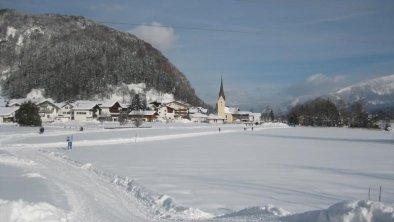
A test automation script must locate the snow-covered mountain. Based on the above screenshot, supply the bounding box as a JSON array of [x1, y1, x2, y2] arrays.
[[0, 9, 206, 107], [329, 74, 394, 109]]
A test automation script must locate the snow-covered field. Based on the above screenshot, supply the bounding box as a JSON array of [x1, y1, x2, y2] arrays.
[[0, 122, 393, 221]]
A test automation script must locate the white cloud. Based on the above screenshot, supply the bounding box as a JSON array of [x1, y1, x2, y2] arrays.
[[306, 73, 345, 84], [279, 73, 349, 105], [130, 22, 179, 51]]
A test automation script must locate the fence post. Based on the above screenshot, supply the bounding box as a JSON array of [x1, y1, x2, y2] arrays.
[[379, 186, 382, 202]]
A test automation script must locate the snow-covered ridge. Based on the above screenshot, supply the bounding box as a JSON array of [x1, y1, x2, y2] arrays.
[[336, 74, 394, 95]]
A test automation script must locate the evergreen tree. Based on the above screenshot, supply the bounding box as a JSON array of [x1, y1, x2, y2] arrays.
[[130, 93, 146, 111], [15, 101, 42, 126], [118, 110, 129, 125], [269, 110, 275, 122]]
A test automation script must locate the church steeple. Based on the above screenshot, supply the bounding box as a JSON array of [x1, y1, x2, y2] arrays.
[[218, 76, 225, 100], [217, 76, 226, 119]]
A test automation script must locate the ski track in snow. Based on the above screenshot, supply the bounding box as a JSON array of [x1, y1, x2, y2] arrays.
[[3, 148, 153, 221], [7, 126, 286, 149]]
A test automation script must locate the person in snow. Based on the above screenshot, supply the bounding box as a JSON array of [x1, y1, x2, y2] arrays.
[[39, 127, 45, 134], [219, 127, 221, 133], [66, 135, 73, 150]]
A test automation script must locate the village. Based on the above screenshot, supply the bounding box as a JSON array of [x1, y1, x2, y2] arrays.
[[0, 79, 272, 125]]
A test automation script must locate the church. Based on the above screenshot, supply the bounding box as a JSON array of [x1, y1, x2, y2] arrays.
[[216, 77, 234, 123]]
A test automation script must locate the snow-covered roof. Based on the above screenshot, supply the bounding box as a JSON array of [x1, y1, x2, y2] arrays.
[[7, 98, 52, 107], [225, 107, 239, 114], [72, 100, 100, 110], [166, 100, 191, 108], [0, 107, 19, 116], [235, 111, 252, 115], [129, 110, 157, 116], [99, 101, 122, 108], [189, 107, 208, 114], [37, 100, 61, 109], [190, 113, 208, 118], [208, 114, 225, 120]]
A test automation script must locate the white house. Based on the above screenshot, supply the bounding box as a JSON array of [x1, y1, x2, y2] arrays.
[[189, 107, 208, 115], [99, 101, 124, 121], [56, 102, 74, 122], [72, 101, 101, 122], [128, 110, 158, 122], [166, 101, 190, 119], [189, 113, 209, 123], [157, 106, 175, 120], [208, 114, 225, 124], [250, 113, 262, 124], [36, 100, 60, 123], [0, 107, 19, 123]]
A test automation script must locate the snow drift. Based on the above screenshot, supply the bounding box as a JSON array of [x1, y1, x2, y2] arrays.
[[0, 199, 68, 222], [281, 200, 394, 222]]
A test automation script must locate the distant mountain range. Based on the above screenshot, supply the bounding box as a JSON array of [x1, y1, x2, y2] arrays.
[[289, 74, 394, 111], [329, 74, 394, 110], [0, 9, 207, 107]]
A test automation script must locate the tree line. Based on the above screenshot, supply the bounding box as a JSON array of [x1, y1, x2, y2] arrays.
[[287, 98, 381, 128]]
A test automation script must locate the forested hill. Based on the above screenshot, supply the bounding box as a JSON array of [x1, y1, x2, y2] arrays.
[[0, 9, 206, 107]]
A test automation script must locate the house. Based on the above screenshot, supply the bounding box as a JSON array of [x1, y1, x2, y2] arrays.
[[128, 110, 158, 122], [189, 107, 208, 115], [208, 114, 225, 124], [72, 101, 102, 122], [0, 107, 19, 123], [189, 113, 209, 123], [157, 106, 175, 120], [224, 107, 239, 123], [232, 111, 251, 123], [99, 101, 124, 121], [6, 98, 26, 107], [250, 113, 262, 124], [56, 101, 74, 122], [36, 100, 60, 123], [166, 100, 190, 119]]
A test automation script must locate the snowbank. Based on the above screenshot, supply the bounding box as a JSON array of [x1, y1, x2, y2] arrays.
[[281, 200, 394, 222], [261, 122, 289, 128], [0, 152, 36, 167], [0, 199, 68, 222], [218, 205, 290, 220]]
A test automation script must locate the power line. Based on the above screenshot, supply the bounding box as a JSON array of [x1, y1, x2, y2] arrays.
[[96, 20, 262, 35]]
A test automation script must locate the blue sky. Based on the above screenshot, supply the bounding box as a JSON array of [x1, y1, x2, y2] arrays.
[[2, 0, 394, 111]]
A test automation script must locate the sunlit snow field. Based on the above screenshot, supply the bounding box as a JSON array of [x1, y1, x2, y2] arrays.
[[1, 122, 393, 221]]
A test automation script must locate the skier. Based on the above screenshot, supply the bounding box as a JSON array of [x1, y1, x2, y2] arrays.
[[218, 127, 221, 133], [66, 135, 73, 150]]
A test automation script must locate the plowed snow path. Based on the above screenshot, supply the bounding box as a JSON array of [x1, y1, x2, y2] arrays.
[[6, 147, 153, 221]]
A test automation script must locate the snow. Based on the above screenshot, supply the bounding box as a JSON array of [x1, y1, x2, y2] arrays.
[[105, 83, 175, 104], [26, 89, 46, 101], [0, 199, 68, 222], [22, 173, 46, 179], [6, 27, 17, 39], [0, 123, 393, 221], [336, 74, 394, 96], [281, 200, 394, 222]]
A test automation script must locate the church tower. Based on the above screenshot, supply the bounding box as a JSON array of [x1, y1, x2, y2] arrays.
[[217, 76, 226, 119]]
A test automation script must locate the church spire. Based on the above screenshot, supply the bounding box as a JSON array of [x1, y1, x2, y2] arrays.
[[218, 76, 225, 100]]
